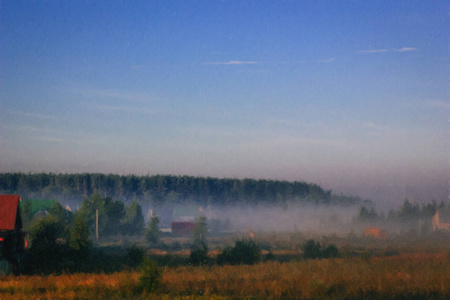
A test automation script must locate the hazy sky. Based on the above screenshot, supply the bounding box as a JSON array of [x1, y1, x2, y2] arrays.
[[1, 1, 448, 206]]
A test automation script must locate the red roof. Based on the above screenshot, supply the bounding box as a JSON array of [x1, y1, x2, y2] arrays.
[[0, 195, 20, 230]]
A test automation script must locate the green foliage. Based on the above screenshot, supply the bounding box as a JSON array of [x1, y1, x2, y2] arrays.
[[217, 239, 261, 265], [1, 172, 344, 207], [139, 258, 162, 293], [190, 241, 209, 266], [358, 206, 380, 222], [303, 239, 322, 259], [303, 239, 339, 260], [126, 244, 145, 268], [145, 216, 161, 245], [20, 199, 33, 229], [103, 199, 125, 236], [69, 212, 90, 253], [190, 215, 209, 265], [192, 215, 208, 246], [121, 200, 144, 236], [29, 216, 65, 254], [25, 215, 67, 274], [79, 191, 108, 236], [323, 244, 339, 258]]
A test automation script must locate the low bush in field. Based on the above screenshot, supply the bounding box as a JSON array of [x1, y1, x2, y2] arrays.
[[303, 239, 339, 259], [190, 241, 209, 266], [126, 244, 145, 268], [217, 239, 261, 265]]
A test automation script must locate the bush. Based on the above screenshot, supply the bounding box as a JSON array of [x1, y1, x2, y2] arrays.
[[126, 244, 145, 268], [190, 241, 209, 266], [217, 239, 261, 265], [303, 239, 322, 259], [303, 239, 339, 260], [139, 258, 162, 293], [323, 244, 339, 258]]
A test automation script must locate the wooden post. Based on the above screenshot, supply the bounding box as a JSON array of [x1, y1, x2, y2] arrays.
[[96, 209, 99, 239]]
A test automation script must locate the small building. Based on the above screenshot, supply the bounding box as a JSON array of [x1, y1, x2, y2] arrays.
[[0, 195, 25, 275], [171, 221, 194, 236], [364, 226, 387, 239], [432, 209, 450, 232]]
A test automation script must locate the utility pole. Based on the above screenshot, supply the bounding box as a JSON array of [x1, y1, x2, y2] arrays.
[[96, 209, 99, 239]]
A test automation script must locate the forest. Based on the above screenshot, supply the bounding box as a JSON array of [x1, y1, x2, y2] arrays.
[[0, 172, 362, 207]]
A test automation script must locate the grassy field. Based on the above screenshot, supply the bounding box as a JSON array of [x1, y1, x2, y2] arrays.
[[0, 252, 449, 299]]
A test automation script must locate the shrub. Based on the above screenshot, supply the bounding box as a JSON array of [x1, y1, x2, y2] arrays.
[[69, 213, 90, 254], [217, 239, 261, 265], [126, 244, 145, 268], [323, 244, 339, 258], [303, 239, 322, 259], [190, 241, 209, 266], [303, 239, 339, 260], [139, 258, 162, 292]]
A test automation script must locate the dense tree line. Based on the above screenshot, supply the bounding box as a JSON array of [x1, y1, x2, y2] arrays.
[[0, 172, 360, 206], [358, 199, 447, 224]]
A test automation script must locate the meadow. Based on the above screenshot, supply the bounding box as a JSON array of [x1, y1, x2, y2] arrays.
[[0, 252, 449, 299]]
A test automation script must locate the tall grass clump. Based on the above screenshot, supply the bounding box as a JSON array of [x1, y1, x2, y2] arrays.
[[139, 258, 162, 293]]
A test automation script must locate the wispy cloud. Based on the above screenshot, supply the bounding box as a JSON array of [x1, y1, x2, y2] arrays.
[[90, 104, 162, 115], [425, 100, 450, 109], [202, 60, 260, 65], [357, 49, 389, 53], [35, 136, 65, 142], [357, 47, 417, 54], [77, 88, 150, 103], [394, 47, 417, 52], [8, 110, 57, 120], [362, 121, 389, 131], [6, 125, 72, 143], [315, 58, 335, 63]]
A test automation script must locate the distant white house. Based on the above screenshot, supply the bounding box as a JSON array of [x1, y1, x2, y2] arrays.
[[432, 209, 450, 231]]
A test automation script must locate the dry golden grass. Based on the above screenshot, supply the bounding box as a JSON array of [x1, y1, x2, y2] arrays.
[[162, 253, 450, 299], [0, 253, 449, 299]]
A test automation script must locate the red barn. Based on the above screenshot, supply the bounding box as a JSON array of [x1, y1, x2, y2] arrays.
[[0, 195, 25, 274], [171, 221, 194, 236]]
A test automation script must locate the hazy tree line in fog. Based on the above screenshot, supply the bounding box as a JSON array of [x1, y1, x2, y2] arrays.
[[358, 199, 447, 223], [0, 172, 362, 206]]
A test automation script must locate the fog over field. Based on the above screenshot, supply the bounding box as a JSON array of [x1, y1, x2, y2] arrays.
[[1, 1, 447, 212], [203, 203, 359, 235]]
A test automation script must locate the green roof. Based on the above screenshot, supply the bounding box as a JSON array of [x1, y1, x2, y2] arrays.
[[20, 199, 58, 215]]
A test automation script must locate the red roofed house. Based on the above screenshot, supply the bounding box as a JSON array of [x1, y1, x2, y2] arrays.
[[0, 195, 25, 275]]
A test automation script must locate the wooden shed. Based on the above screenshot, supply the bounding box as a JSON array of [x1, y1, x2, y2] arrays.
[[0, 195, 25, 275], [171, 221, 194, 236]]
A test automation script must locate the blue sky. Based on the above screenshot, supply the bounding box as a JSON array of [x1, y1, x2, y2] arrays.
[[1, 1, 448, 205]]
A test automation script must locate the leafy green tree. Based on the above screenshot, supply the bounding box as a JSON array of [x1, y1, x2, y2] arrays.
[[20, 199, 33, 229], [190, 215, 209, 265], [79, 191, 108, 236], [26, 215, 66, 273], [398, 199, 420, 220], [29, 216, 65, 254], [103, 198, 125, 236], [358, 206, 379, 222], [146, 215, 161, 246], [121, 200, 144, 235], [192, 215, 208, 246], [69, 213, 90, 253]]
